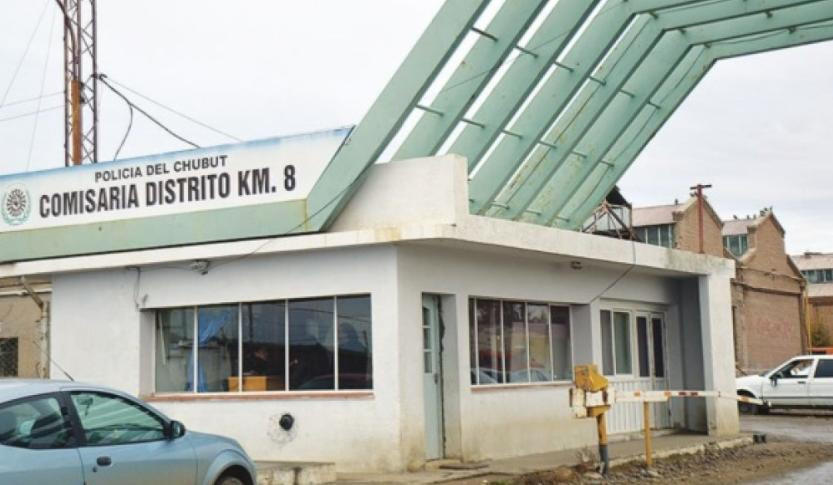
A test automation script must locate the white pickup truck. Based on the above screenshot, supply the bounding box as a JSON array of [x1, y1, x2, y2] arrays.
[[736, 354, 833, 414]]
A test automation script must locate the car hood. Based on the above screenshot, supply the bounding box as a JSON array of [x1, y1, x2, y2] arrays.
[[736, 374, 766, 390]]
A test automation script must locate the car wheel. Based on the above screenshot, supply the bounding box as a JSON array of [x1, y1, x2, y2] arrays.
[[738, 400, 758, 415], [215, 474, 246, 485]]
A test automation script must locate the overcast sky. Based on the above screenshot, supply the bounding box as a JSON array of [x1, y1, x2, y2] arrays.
[[1, 0, 831, 254]]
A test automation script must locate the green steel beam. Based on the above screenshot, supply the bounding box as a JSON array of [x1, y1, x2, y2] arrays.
[[445, 0, 606, 171], [562, 21, 833, 228], [489, 0, 822, 219], [392, 0, 547, 161], [536, 0, 833, 226], [485, 0, 829, 220], [466, 0, 751, 214], [304, 0, 489, 232]]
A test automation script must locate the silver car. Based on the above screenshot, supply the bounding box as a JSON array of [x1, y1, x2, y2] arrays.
[[0, 379, 256, 485]]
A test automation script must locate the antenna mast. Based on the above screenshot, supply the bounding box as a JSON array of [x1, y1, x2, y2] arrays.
[[55, 0, 97, 166]]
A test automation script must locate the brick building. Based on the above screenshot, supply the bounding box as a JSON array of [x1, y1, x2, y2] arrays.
[[792, 252, 833, 347], [632, 199, 805, 374]]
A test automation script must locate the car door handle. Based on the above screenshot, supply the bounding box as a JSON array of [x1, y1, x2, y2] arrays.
[[96, 456, 112, 467], [797, 381, 806, 384]]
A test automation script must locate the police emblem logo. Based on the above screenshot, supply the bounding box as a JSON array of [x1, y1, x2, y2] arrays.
[[2, 184, 31, 226]]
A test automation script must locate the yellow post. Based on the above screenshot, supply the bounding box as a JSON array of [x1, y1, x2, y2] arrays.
[[643, 401, 653, 467], [596, 412, 609, 474]]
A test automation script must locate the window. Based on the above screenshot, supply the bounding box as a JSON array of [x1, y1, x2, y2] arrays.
[[814, 359, 833, 378], [638, 225, 674, 248], [601, 310, 633, 375], [70, 392, 165, 445], [773, 359, 813, 379], [636, 317, 650, 377], [154, 294, 372, 393], [802, 269, 833, 284], [652, 316, 665, 378], [723, 235, 748, 258], [0, 338, 18, 377], [469, 298, 572, 385], [0, 395, 74, 449]]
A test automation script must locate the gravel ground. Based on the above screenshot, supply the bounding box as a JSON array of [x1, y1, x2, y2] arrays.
[[475, 439, 833, 485]]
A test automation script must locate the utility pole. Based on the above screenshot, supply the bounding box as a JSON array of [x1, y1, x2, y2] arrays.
[[689, 183, 713, 254], [55, 0, 98, 166]]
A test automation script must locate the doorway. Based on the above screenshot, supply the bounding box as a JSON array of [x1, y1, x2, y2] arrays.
[[421, 294, 444, 460]]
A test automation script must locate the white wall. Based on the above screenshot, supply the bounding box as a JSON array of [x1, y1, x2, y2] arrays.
[[395, 244, 685, 463], [51, 245, 406, 472]]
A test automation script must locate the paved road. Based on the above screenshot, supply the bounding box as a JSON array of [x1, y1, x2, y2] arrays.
[[741, 411, 833, 484]]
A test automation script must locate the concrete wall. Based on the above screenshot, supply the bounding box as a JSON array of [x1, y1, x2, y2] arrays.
[[395, 243, 687, 465], [52, 245, 405, 473], [0, 294, 48, 378]]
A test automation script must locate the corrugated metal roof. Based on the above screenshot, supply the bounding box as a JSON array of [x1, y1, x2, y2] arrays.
[[631, 203, 683, 227], [792, 253, 833, 271]]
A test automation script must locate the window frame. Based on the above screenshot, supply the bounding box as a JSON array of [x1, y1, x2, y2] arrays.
[[0, 392, 77, 450], [0, 337, 19, 377], [469, 296, 574, 388], [65, 390, 168, 448], [152, 293, 373, 396], [601, 307, 668, 379]]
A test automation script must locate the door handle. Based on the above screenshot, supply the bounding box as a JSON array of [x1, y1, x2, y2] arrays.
[[96, 456, 112, 467], [797, 381, 806, 384]]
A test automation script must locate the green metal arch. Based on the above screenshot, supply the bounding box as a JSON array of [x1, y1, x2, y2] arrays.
[[310, 0, 833, 235]]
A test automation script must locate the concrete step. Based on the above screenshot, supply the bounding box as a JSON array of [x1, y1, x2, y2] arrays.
[[256, 461, 337, 485]]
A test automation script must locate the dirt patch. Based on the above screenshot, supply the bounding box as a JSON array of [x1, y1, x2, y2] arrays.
[[479, 439, 833, 484]]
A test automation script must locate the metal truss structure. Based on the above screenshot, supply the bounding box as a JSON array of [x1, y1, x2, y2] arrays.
[[57, 0, 97, 165], [308, 0, 833, 233]]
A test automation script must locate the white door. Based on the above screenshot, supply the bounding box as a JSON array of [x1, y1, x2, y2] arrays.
[[765, 358, 813, 406], [603, 310, 671, 434], [422, 295, 443, 460], [810, 358, 833, 406]]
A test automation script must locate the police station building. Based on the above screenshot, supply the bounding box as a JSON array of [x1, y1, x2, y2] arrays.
[[0, 128, 740, 472]]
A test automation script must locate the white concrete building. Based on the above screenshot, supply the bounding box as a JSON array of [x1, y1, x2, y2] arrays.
[[0, 153, 739, 473]]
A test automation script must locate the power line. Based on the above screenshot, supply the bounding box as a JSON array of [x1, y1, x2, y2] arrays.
[[0, 105, 62, 124], [0, 0, 52, 107], [96, 73, 200, 150], [105, 76, 243, 143], [27, 6, 58, 171], [0, 92, 62, 111]]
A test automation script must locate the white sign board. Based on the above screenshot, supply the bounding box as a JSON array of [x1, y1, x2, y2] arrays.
[[0, 127, 350, 232]]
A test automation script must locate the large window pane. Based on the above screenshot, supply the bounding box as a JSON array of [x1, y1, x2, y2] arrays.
[[155, 308, 194, 393], [70, 392, 165, 445], [476, 299, 503, 384], [241, 302, 285, 391], [337, 295, 372, 389], [503, 302, 529, 383], [601, 310, 614, 375], [652, 317, 665, 378], [469, 299, 478, 384], [550, 306, 571, 381], [196, 305, 239, 392], [289, 298, 335, 390], [528, 305, 553, 382], [637, 316, 650, 377], [613, 312, 632, 374]]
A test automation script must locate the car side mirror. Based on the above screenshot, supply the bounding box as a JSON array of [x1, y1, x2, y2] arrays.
[[769, 375, 779, 386], [165, 420, 186, 440]]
